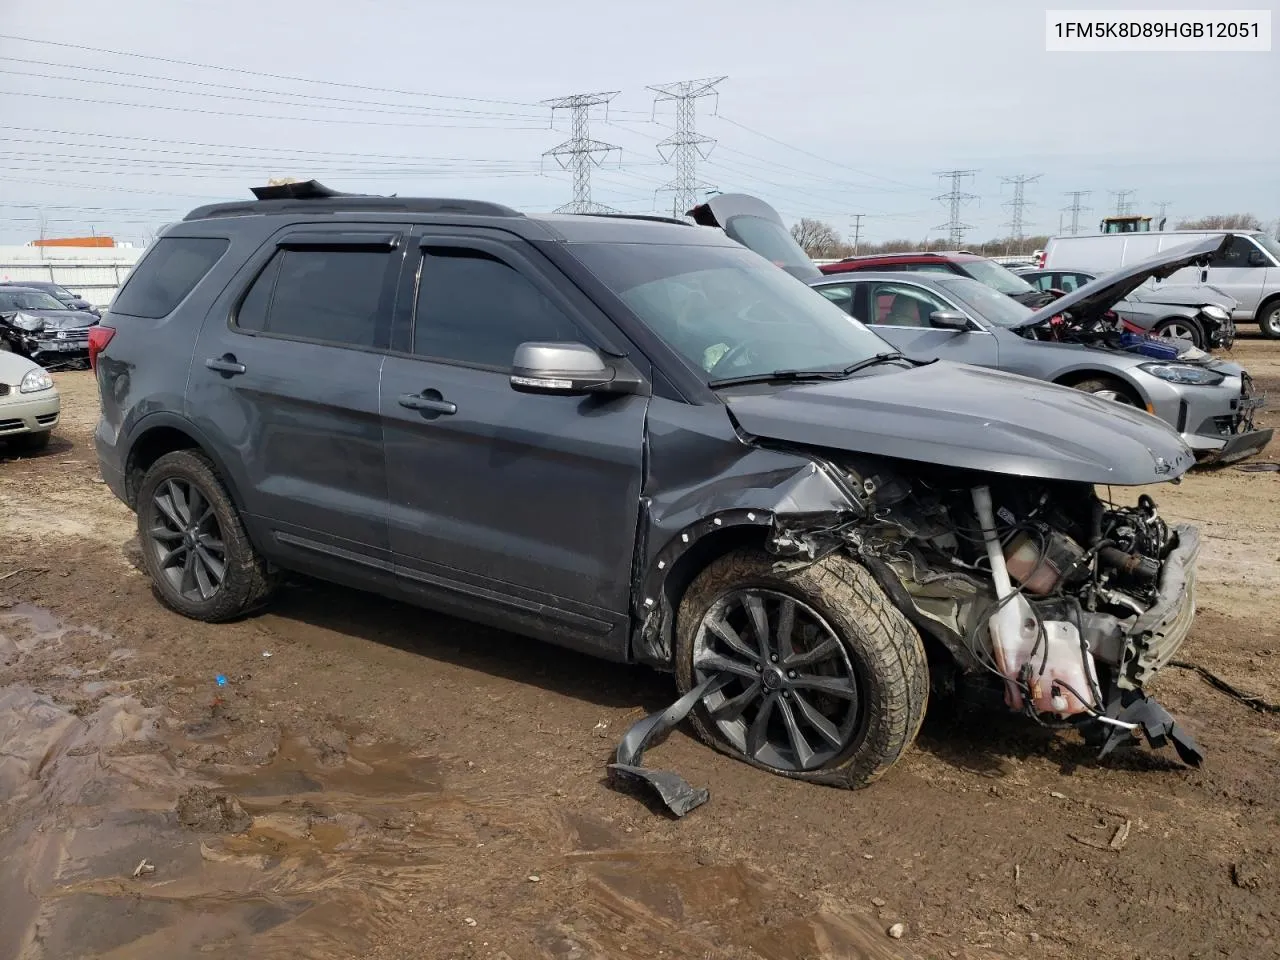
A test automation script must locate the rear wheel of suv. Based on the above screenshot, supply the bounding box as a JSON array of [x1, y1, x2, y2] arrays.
[[137, 450, 277, 622], [674, 550, 928, 789], [1259, 300, 1280, 340]]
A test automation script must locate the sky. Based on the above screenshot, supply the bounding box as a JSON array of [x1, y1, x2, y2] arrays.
[[0, 0, 1276, 247]]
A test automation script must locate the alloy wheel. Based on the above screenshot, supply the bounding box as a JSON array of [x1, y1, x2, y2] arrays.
[[692, 588, 862, 772], [1155, 322, 1197, 343], [148, 477, 227, 602]]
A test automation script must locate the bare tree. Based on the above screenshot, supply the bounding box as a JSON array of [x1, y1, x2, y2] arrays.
[[1175, 213, 1264, 231], [790, 218, 841, 257]]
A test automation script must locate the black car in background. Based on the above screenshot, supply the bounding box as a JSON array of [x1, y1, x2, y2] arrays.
[[0, 286, 99, 368], [0, 280, 101, 318]]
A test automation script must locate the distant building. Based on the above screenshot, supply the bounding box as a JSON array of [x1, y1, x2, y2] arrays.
[[28, 236, 118, 248]]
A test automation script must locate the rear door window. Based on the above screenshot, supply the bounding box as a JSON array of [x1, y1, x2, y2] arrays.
[[234, 246, 398, 349], [110, 236, 230, 318]]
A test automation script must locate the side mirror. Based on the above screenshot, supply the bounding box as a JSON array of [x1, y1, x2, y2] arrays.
[[928, 310, 971, 331], [510, 341, 643, 396]]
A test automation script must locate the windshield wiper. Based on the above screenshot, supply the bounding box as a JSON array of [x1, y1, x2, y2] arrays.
[[837, 351, 937, 376], [708, 352, 930, 388]]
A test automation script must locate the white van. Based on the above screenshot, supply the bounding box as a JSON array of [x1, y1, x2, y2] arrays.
[[1042, 230, 1280, 339]]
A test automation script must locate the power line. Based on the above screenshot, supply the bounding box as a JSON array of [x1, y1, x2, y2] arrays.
[[1155, 200, 1173, 225], [0, 89, 550, 131], [1000, 174, 1041, 241], [0, 33, 540, 108], [1062, 190, 1091, 235], [933, 169, 979, 247], [1110, 189, 1136, 216], [0, 61, 548, 120], [541, 92, 621, 214], [648, 76, 725, 218], [715, 114, 927, 190]]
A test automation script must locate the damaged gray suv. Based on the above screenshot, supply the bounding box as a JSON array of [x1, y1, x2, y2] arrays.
[[94, 181, 1205, 796]]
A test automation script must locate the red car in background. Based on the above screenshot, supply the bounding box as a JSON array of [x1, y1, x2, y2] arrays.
[[819, 251, 1054, 308]]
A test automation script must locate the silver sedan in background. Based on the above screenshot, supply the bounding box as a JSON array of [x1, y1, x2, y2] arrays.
[[808, 240, 1269, 464]]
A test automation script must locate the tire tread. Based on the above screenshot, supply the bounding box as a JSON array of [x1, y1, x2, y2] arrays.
[[136, 449, 277, 622], [675, 549, 928, 789]]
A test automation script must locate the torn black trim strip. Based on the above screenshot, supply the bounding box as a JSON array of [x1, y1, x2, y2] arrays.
[[607, 673, 732, 818]]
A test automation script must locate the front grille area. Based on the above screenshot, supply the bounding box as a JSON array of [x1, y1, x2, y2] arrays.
[[0, 384, 9, 397], [0, 417, 23, 433]]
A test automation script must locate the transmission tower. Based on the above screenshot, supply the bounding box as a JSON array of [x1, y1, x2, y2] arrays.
[[1110, 189, 1136, 216], [848, 214, 865, 255], [1001, 174, 1041, 242], [541, 91, 621, 214], [933, 169, 979, 247], [1062, 190, 1091, 235], [648, 76, 726, 218], [1154, 200, 1173, 228]]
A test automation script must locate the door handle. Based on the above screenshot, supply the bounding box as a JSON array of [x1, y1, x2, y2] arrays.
[[205, 354, 247, 376], [398, 392, 456, 415]]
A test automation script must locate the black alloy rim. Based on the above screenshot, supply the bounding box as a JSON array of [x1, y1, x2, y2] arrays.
[[693, 588, 862, 772], [148, 478, 227, 602]]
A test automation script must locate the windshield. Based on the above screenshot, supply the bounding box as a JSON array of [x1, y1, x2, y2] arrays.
[[935, 276, 1036, 327], [958, 258, 1037, 296], [0, 289, 67, 312], [572, 242, 892, 380], [1252, 233, 1280, 264]]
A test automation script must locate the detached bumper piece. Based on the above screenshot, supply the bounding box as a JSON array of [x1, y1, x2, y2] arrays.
[[607, 673, 729, 818], [1096, 685, 1205, 767]]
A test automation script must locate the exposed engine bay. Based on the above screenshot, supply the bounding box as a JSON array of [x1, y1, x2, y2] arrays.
[[770, 458, 1204, 764]]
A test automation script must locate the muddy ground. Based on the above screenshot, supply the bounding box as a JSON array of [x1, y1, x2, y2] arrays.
[[2, 337, 1279, 960]]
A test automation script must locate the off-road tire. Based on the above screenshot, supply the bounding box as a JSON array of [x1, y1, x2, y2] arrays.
[[7, 430, 51, 453], [1258, 300, 1280, 340], [137, 449, 277, 622], [1070, 376, 1141, 407], [675, 549, 929, 789]]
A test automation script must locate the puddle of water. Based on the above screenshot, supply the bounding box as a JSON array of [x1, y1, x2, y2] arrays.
[[1, 604, 907, 960]]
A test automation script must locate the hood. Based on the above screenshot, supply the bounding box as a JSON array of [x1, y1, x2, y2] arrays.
[[3, 309, 97, 330], [1015, 233, 1231, 330], [0, 349, 42, 386], [686, 193, 824, 282], [721, 360, 1195, 485]]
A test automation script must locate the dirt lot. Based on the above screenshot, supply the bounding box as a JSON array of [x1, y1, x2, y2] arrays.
[[2, 337, 1279, 960]]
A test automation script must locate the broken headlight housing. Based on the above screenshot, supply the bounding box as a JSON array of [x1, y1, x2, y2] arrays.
[[1200, 304, 1230, 322], [10, 312, 45, 333]]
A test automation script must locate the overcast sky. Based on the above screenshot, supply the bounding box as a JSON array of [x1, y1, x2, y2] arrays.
[[1, 0, 1276, 246]]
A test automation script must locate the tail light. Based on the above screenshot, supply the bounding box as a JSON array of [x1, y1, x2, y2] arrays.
[[87, 325, 115, 371]]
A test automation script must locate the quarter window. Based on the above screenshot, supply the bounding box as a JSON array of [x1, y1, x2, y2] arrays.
[[235, 247, 397, 348], [412, 247, 581, 368], [110, 236, 229, 319]]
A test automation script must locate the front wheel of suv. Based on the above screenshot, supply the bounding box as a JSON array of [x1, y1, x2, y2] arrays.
[[675, 550, 929, 789], [137, 450, 277, 622]]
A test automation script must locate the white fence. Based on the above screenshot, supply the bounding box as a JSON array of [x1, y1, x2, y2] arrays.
[[0, 246, 144, 309]]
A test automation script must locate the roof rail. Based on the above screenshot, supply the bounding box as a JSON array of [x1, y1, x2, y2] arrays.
[[183, 181, 523, 221], [575, 212, 693, 227]]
